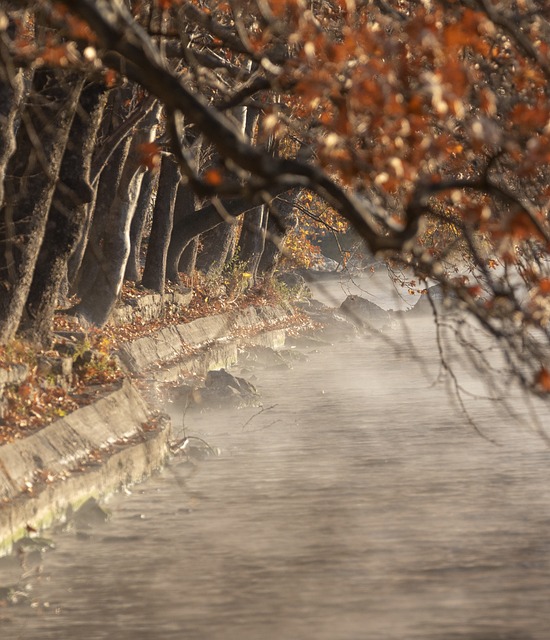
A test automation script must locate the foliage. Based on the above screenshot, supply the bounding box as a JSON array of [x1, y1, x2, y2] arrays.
[[2, 0, 550, 397], [279, 191, 348, 269], [200, 250, 252, 301], [0, 328, 121, 440]]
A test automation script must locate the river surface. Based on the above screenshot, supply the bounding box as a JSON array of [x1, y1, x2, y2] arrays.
[[3, 273, 550, 640]]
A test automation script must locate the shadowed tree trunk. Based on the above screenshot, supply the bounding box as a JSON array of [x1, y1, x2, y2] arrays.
[[237, 204, 267, 282], [178, 237, 199, 279], [23, 81, 108, 343], [0, 69, 84, 342], [0, 21, 33, 209], [175, 181, 201, 280], [195, 221, 237, 274], [258, 194, 299, 275], [166, 180, 197, 283], [141, 154, 180, 292], [166, 196, 255, 285], [233, 107, 268, 282], [125, 168, 159, 282], [194, 107, 247, 275]]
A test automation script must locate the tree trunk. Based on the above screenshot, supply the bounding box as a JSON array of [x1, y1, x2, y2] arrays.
[[194, 107, 247, 275], [195, 221, 237, 274], [0, 69, 84, 343], [70, 86, 154, 292], [70, 134, 131, 296], [237, 204, 267, 282], [23, 81, 108, 343], [233, 106, 266, 282], [0, 24, 32, 208], [72, 103, 161, 326], [125, 168, 159, 282], [178, 238, 199, 279], [166, 196, 254, 284], [141, 154, 180, 292], [166, 181, 197, 283], [258, 194, 299, 275]]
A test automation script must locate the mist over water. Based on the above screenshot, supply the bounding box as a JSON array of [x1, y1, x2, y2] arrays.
[[4, 273, 550, 640]]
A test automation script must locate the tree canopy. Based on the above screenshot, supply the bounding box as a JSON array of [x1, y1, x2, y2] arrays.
[[1, 0, 550, 396]]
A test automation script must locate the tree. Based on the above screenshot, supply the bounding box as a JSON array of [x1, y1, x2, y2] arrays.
[[141, 153, 180, 292], [0, 66, 84, 342], [23, 80, 109, 342], [1, 0, 550, 397]]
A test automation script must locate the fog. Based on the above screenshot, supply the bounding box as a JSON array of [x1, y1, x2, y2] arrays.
[[3, 273, 550, 640]]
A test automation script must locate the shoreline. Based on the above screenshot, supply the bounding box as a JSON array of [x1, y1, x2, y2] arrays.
[[0, 301, 314, 556]]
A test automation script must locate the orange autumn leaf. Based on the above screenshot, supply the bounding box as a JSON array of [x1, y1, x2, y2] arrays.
[[467, 285, 483, 297], [508, 212, 545, 242], [104, 69, 119, 88], [443, 11, 481, 50], [509, 103, 550, 130], [156, 0, 179, 10], [38, 44, 72, 67], [18, 383, 33, 400], [536, 367, 550, 392], [65, 13, 97, 42], [203, 168, 223, 186], [137, 142, 162, 170]]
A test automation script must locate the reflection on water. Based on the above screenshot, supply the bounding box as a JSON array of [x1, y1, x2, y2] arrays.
[[4, 277, 550, 640]]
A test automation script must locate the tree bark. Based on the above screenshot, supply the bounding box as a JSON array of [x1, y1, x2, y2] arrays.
[[258, 194, 298, 275], [237, 204, 267, 282], [125, 168, 159, 282], [195, 221, 237, 274], [72, 103, 161, 326], [195, 106, 247, 275], [166, 196, 255, 284], [141, 154, 180, 292], [0, 69, 84, 343], [178, 237, 199, 279], [70, 86, 155, 291], [70, 134, 131, 296], [0, 24, 32, 209], [23, 81, 108, 343]]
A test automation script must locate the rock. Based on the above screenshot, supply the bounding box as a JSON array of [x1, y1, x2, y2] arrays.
[[0, 363, 29, 395], [310, 255, 340, 272], [72, 497, 111, 530], [169, 384, 194, 413], [170, 436, 220, 461], [0, 364, 30, 417], [13, 536, 55, 553], [238, 345, 291, 370], [409, 284, 458, 316], [205, 369, 257, 395], [276, 272, 311, 299], [297, 298, 358, 342], [192, 369, 260, 409], [339, 295, 390, 330], [278, 348, 309, 363], [36, 355, 73, 381]]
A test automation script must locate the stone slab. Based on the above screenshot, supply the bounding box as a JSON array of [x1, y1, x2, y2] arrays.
[[0, 377, 171, 555], [109, 290, 193, 326], [0, 303, 298, 555], [117, 305, 293, 375], [0, 379, 150, 504], [0, 418, 171, 556]]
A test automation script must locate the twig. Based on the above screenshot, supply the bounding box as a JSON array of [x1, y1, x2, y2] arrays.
[[241, 404, 277, 430]]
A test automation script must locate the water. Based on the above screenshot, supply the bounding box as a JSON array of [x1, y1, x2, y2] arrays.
[[3, 274, 550, 640]]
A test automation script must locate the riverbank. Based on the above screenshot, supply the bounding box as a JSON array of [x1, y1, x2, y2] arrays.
[[0, 286, 317, 556]]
